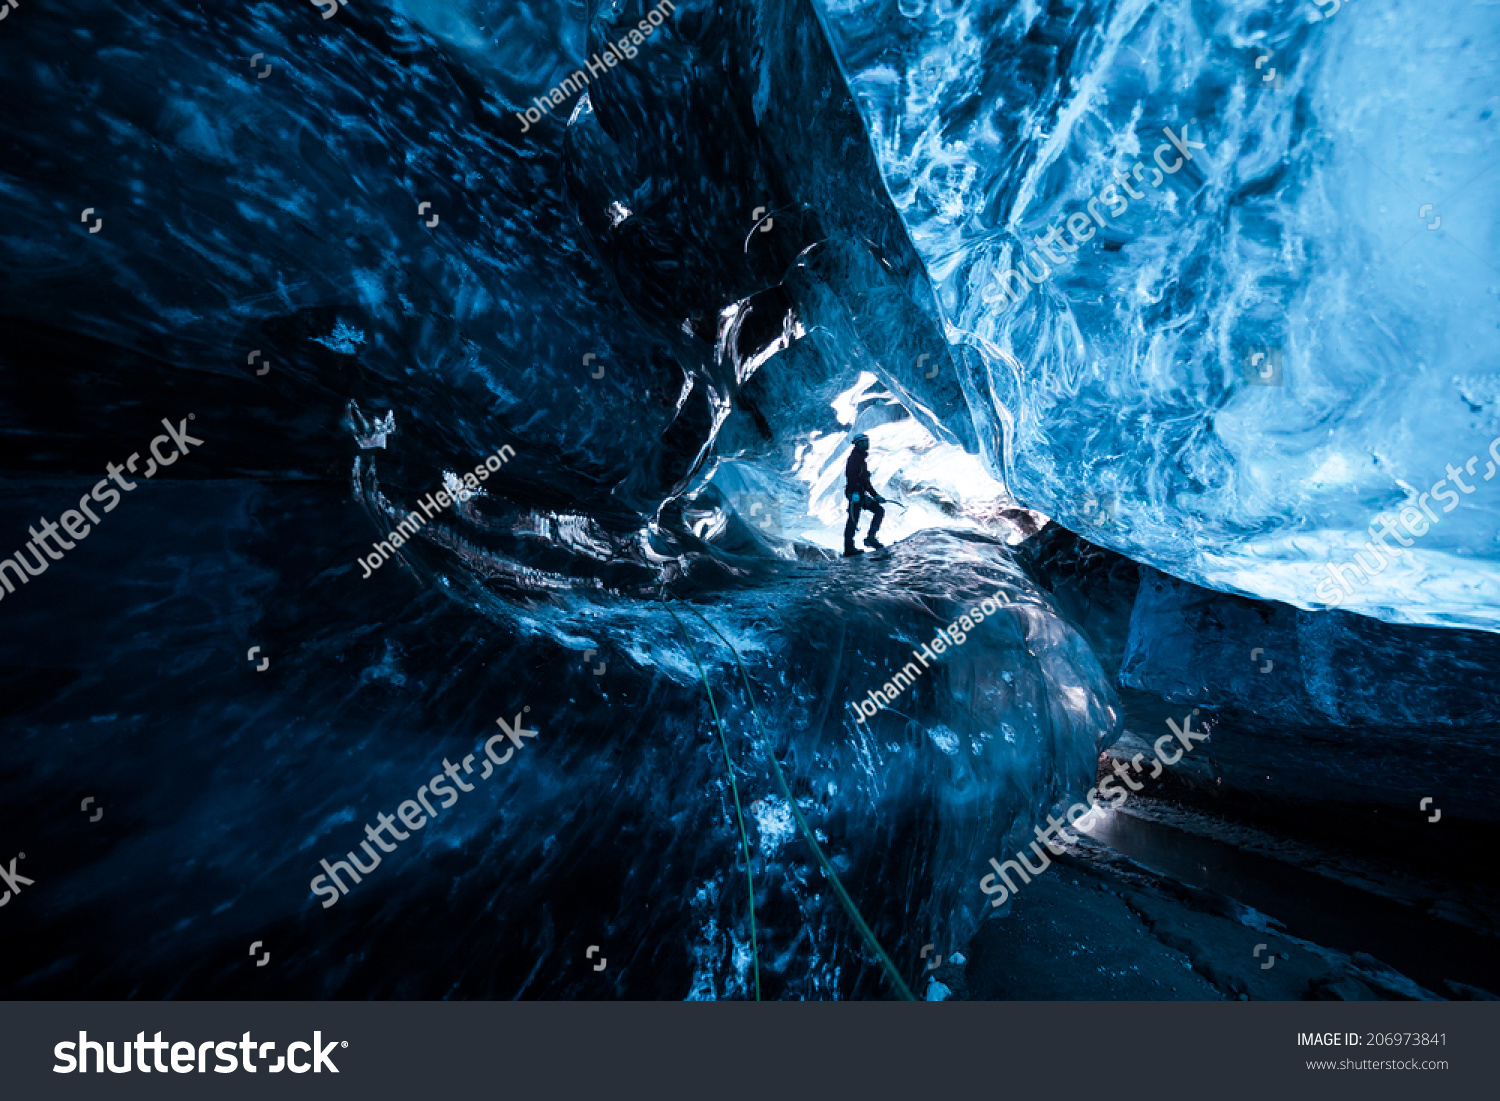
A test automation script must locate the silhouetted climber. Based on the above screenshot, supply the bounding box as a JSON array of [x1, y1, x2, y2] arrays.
[[843, 433, 885, 557]]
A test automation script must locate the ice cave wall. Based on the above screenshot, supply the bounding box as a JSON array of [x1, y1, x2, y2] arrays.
[[817, 0, 1500, 632]]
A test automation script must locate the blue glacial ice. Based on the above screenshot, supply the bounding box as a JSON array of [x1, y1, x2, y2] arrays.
[[0, 0, 1123, 999], [819, 0, 1500, 631], [0, 0, 1495, 1004]]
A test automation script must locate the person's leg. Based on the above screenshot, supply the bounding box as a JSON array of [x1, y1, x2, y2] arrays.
[[844, 498, 862, 555], [864, 500, 886, 547]]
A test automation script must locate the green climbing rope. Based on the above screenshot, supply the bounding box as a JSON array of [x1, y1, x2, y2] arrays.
[[665, 591, 917, 1002], [660, 594, 762, 1001]]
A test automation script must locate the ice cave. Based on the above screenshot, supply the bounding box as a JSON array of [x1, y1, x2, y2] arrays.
[[0, 0, 1496, 1004]]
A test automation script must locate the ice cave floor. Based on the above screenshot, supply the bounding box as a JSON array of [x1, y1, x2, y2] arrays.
[[948, 796, 1499, 1002]]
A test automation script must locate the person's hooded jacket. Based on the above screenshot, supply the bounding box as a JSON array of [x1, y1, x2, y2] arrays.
[[845, 446, 876, 500]]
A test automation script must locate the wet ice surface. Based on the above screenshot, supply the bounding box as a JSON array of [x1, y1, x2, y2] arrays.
[[1085, 809, 1498, 997], [964, 828, 1452, 1002], [0, 479, 1118, 999], [1021, 524, 1500, 821], [982, 524, 1500, 999], [962, 789, 1500, 1002], [4, 471, 1488, 1001]]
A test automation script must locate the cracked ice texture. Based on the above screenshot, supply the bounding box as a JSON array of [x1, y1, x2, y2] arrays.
[[818, 0, 1500, 631]]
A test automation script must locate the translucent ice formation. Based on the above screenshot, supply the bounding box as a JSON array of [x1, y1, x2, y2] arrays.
[[820, 0, 1500, 630]]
